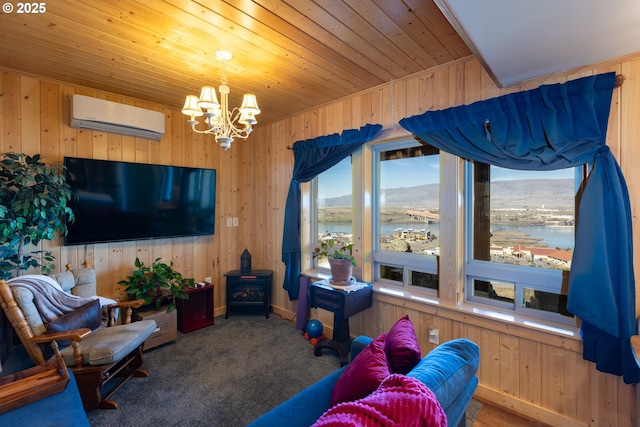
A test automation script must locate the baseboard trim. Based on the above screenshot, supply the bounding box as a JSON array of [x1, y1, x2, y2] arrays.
[[474, 385, 586, 427]]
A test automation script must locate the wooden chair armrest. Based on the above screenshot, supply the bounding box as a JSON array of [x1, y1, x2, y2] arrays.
[[107, 299, 145, 309], [30, 328, 92, 344], [105, 299, 145, 325], [29, 329, 91, 366]]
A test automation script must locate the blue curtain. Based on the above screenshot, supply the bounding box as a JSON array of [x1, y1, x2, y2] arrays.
[[281, 124, 383, 300], [400, 72, 638, 384]]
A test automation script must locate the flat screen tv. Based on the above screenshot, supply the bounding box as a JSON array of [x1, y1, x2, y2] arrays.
[[64, 157, 216, 245]]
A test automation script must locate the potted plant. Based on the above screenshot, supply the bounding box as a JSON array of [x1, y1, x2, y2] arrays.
[[118, 257, 195, 313], [0, 152, 75, 280], [314, 239, 356, 282]]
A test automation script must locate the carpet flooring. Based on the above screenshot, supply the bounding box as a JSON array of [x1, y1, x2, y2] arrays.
[[86, 314, 481, 426]]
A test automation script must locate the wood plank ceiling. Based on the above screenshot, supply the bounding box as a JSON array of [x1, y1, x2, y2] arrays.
[[0, 0, 471, 125]]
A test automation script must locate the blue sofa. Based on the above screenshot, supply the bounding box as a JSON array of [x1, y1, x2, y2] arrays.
[[249, 336, 480, 427]]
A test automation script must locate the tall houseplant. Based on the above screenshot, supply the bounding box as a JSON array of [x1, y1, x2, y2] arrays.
[[119, 257, 194, 313], [0, 153, 75, 280]]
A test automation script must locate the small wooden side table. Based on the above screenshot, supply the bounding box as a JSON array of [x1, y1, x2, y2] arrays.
[[309, 280, 373, 366], [177, 283, 215, 333]]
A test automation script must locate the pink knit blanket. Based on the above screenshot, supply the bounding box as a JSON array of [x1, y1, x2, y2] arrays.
[[312, 374, 447, 427]]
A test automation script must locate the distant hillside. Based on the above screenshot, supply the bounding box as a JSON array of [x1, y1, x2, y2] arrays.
[[320, 179, 574, 210]]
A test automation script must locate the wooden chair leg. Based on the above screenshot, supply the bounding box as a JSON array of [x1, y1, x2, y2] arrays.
[[72, 369, 104, 411]]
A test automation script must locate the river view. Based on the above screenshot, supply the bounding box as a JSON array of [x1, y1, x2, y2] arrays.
[[319, 222, 574, 250]]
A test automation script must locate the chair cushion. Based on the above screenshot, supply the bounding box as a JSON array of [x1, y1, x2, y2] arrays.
[[51, 271, 76, 293], [384, 314, 421, 374], [57, 319, 157, 366], [329, 333, 390, 406], [10, 287, 46, 336]]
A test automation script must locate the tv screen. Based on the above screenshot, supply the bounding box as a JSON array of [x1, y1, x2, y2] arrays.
[[64, 157, 216, 245]]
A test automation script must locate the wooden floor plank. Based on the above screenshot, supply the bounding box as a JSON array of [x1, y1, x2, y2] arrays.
[[473, 402, 554, 427]]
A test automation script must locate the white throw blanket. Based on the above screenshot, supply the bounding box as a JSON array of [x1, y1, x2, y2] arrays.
[[7, 275, 95, 323]]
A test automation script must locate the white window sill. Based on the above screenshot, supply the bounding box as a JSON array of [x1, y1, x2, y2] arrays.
[[302, 268, 580, 340]]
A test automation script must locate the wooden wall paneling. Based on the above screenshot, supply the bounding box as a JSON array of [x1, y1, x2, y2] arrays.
[[448, 62, 466, 107], [518, 338, 542, 405], [598, 65, 622, 160], [463, 58, 484, 104], [403, 74, 420, 119], [324, 101, 340, 135], [369, 88, 384, 126], [1, 73, 21, 153], [616, 376, 636, 427], [479, 327, 501, 389], [540, 344, 565, 414], [91, 130, 109, 160], [415, 311, 433, 354], [562, 349, 591, 425], [621, 58, 640, 313], [354, 91, 378, 128], [20, 77, 41, 155], [92, 243, 110, 296], [39, 81, 61, 274], [338, 98, 353, 131], [498, 334, 519, 396], [589, 369, 619, 427]]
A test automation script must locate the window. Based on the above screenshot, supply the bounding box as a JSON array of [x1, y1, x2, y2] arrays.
[[372, 140, 440, 293], [303, 137, 578, 331], [466, 162, 578, 323], [313, 157, 353, 269]]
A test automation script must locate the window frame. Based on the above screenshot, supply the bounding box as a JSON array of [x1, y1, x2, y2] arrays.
[[370, 138, 439, 296], [301, 133, 579, 335], [463, 160, 579, 325]]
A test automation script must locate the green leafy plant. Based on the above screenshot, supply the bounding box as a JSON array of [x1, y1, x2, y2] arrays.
[[0, 152, 75, 280], [314, 239, 356, 267], [118, 257, 194, 313]]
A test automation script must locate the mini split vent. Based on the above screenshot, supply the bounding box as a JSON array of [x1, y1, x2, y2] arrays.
[[70, 94, 165, 140]]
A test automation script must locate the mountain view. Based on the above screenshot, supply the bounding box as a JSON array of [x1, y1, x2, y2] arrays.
[[320, 179, 574, 210]]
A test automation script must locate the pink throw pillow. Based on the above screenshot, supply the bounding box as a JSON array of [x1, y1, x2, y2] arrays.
[[329, 333, 390, 406], [314, 374, 447, 427], [385, 315, 421, 374]]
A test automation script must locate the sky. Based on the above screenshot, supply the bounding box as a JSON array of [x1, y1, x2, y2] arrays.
[[318, 155, 574, 198]]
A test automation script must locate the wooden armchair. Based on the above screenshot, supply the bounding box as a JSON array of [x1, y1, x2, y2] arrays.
[[0, 277, 157, 410]]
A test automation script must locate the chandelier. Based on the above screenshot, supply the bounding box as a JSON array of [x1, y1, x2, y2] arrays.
[[181, 50, 260, 150]]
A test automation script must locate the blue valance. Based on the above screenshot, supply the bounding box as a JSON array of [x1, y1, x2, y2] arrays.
[[400, 72, 638, 383], [281, 124, 383, 300]]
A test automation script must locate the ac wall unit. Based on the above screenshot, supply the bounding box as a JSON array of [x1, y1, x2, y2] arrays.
[[70, 94, 165, 140]]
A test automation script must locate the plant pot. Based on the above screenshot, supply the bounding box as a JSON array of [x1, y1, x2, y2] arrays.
[[329, 259, 353, 282]]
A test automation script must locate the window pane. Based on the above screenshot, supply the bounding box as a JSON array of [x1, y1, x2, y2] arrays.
[[379, 264, 403, 283], [472, 279, 515, 307], [409, 270, 438, 290], [523, 288, 571, 317], [378, 145, 439, 256], [473, 163, 575, 270], [316, 157, 353, 268]]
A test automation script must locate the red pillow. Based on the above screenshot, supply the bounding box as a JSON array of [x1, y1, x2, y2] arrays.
[[384, 315, 421, 374], [329, 333, 390, 406]]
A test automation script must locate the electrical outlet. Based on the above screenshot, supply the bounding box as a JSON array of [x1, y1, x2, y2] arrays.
[[232, 217, 238, 227], [226, 217, 233, 227], [428, 326, 439, 344]]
